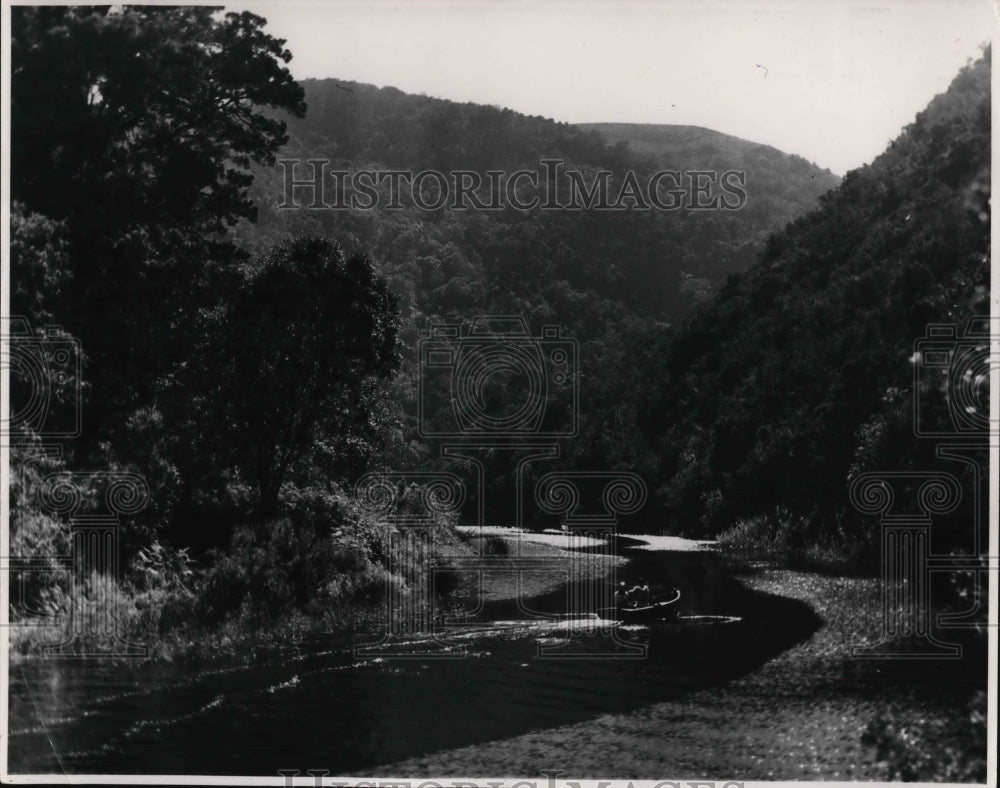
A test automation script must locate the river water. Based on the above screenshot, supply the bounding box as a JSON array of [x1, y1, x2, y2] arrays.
[[8, 539, 821, 776]]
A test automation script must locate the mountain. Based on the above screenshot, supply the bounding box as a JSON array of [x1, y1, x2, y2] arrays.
[[245, 80, 840, 319], [642, 49, 990, 559], [578, 122, 839, 234], [234, 80, 843, 520]]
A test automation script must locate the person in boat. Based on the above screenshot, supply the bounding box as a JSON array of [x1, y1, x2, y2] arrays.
[[628, 583, 651, 607], [613, 581, 627, 609]]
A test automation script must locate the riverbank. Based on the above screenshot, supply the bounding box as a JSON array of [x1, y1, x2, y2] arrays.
[[7, 534, 986, 779], [374, 563, 986, 780], [6, 527, 622, 665]]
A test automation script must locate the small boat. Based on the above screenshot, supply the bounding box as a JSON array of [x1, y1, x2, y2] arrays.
[[601, 588, 682, 623]]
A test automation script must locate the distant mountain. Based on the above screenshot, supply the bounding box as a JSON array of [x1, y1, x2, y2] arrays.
[[579, 122, 839, 232], [578, 122, 811, 163], [248, 80, 840, 317], [642, 49, 990, 555]]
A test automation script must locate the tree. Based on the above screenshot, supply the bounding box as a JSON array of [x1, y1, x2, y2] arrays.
[[9, 6, 307, 463], [11, 6, 305, 239], [212, 237, 401, 518]]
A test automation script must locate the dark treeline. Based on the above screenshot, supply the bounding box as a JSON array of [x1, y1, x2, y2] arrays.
[[8, 7, 410, 646]]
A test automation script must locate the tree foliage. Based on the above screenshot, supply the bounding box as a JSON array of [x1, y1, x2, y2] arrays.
[[212, 238, 401, 517], [644, 49, 990, 555], [11, 5, 305, 238], [234, 78, 840, 525], [10, 6, 307, 464]]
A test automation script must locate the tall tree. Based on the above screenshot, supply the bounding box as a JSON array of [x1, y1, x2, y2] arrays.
[[11, 6, 305, 239], [211, 237, 401, 519], [9, 6, 307, 462]]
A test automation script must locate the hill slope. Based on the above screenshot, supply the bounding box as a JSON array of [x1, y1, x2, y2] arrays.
[[642, 50, 990, 557], [247, 80, 840, 317], [578, 122, 839, 231], [237, 80, 843, 515]]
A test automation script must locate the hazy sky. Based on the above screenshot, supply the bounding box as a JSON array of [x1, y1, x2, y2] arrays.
[[241, 0, 995, 175]]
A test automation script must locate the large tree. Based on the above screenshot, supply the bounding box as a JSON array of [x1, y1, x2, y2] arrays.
[[9, 6, 307, 462], [209, 237, 401, 519], [11, 5, 305, 239]]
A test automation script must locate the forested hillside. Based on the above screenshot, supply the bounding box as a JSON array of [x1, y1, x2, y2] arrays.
[[236, 80, 839, 518], [578, 123, 837, 233], [248, 79, 838, 312], [643, 50, 990, 563]]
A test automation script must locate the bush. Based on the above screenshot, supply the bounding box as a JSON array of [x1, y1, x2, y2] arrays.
[[278, 484, 351, 535], [9, 570, 145, 658], [862, 690, 987, 781], [128, 540, 197, 634], [717, 505, 870, 571], [197, 517, 401, 626], [482, 535, 510, 556]]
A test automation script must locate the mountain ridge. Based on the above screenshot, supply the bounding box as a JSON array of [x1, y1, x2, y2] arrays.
[[577, 121, 833, 170]]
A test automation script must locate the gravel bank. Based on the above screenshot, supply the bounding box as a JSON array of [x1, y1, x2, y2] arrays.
[[374, 567, 975, 779]]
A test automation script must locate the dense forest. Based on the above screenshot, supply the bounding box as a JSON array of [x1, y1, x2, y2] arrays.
[[645, 51, 991, 566], [5, 5, 989, 665], [235, 79, 839, 531]]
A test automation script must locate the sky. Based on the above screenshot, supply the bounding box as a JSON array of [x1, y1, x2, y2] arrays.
[[243, 0, 996, 175]]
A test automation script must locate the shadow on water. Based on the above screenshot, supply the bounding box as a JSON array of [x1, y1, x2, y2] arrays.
[[8, 546, 821, 776]]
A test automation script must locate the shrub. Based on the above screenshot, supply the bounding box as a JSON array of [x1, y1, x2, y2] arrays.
[[9, 570, 145, 658], [862, 690, 986, 781], [197, 517, 400, 626], [716, 513, 780, 555], [482, 535, 510, 556], [128, 540, 197, 634]]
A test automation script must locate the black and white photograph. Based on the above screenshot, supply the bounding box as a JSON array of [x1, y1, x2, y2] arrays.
[[1, 1, 996, 783]]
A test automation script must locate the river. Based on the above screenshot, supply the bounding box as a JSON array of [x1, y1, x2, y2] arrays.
[[8, 536, 821, 776]]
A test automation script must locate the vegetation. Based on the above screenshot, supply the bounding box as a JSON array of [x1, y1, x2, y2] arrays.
[[7, 5, 989, 682], [7, 6, 409, 654], [237, 79, 838, 528], [645, 51, 990, 561], [577, 122, 837, 231]]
